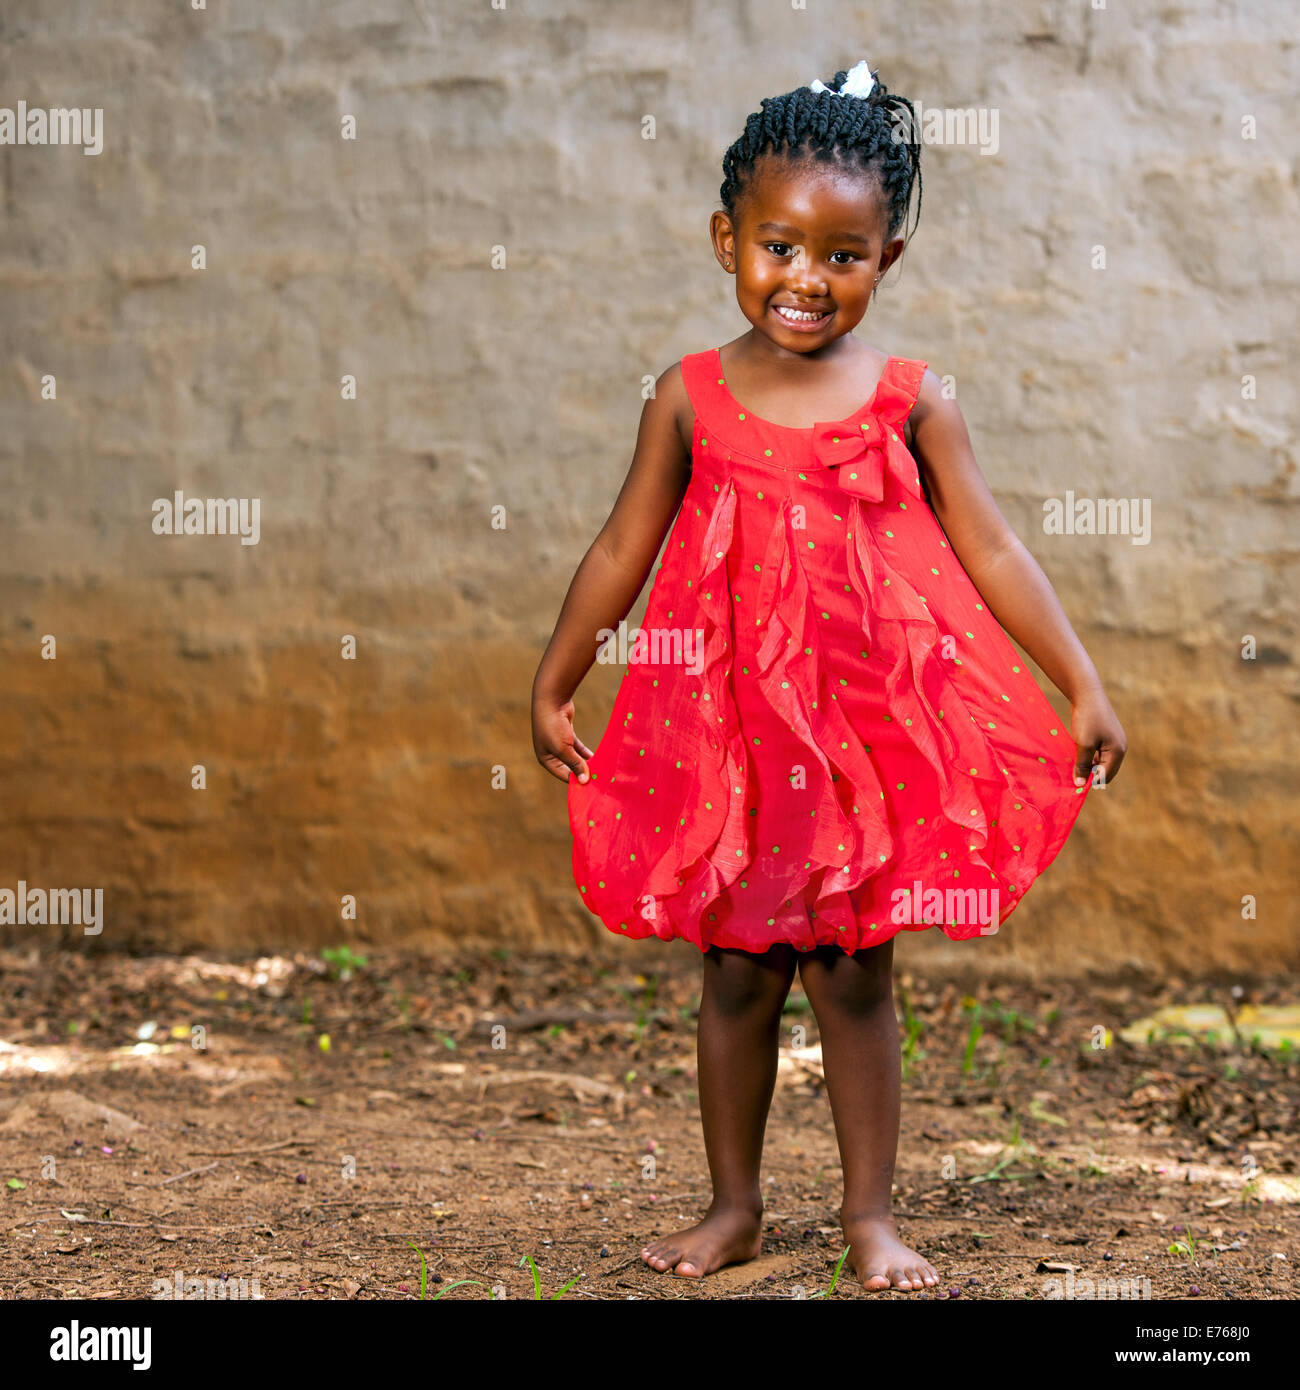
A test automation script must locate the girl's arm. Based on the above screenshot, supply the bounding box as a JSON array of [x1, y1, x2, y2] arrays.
[[532, 364, 693, 784], [909, 371, 1127, 786]]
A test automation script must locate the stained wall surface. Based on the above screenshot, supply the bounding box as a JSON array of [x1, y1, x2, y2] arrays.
[[1, 2, 1295, 972]]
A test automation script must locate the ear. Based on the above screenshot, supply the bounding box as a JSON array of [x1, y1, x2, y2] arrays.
[[709, 210, 736, 270], [878, 233, 906, 279]]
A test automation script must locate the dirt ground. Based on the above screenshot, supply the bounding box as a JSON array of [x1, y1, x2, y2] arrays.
[[0, 943, 1295, 1301]]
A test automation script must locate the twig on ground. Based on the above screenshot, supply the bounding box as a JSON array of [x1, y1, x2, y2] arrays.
[[160, 1161, 221, 1186]]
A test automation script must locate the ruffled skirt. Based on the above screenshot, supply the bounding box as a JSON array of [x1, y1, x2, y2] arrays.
[[568, 455, 1089, 953]]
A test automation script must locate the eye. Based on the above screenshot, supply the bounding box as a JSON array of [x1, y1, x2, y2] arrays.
[[763, 243, 860, 266]]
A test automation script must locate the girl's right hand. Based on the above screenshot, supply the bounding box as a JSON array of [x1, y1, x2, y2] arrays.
[[532, 692, 594, 784]]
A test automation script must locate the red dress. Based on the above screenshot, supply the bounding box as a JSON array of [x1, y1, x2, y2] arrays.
[[567, 346, 1090, 952]]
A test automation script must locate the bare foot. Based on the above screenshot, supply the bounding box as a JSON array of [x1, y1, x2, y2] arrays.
[[842, 1213, 939, 1292], [640, 1203, 763, 1278]]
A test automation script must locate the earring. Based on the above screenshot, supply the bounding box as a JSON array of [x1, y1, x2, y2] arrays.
[[725, 259, 732, 269]]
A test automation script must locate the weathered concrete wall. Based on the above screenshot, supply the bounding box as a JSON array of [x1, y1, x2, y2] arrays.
[[1, 1, 1295, 971]]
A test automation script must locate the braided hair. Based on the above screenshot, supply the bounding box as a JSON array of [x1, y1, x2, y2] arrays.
[[719, 66, 922, 245]]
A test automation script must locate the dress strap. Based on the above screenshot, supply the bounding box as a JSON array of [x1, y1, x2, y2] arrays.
[[876, 357, 928, 428], [679, 349, 728, 426]]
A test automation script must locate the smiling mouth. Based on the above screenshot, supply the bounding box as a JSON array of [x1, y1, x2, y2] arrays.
[[773, 304, 833, 326]]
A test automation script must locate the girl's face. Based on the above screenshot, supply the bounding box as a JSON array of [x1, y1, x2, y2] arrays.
[[711, 154, 905, 351]]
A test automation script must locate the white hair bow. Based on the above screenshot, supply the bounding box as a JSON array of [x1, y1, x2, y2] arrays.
[[809, 58, 876, 99]]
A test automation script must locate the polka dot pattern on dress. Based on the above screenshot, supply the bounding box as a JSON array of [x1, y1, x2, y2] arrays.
[[567, 345, 1091, 955]]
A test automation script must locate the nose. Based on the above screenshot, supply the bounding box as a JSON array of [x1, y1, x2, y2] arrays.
[[786, 244, 828, 296]]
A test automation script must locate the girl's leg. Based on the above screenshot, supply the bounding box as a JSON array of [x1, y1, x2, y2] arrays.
[[797, 938, 939, 1292], [641, 942, 798, 1277]]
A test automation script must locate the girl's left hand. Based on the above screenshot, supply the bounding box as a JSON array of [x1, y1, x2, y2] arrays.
[[532, 692, 595, 785], [1069, 686, 1127, 788]]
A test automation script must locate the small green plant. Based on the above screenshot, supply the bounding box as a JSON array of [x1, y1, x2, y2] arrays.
[[898, 987, 927, 1079], [405, 1241, 484, 1300], [321, 946, 368, 982], [968, 1150, 1019, 1184], [1167, 1229, 1199, 1262], [990, 1004, 1037, 1044], [393, 993, 412, 1033], [810, 1245, 852, 1298], [962, 1006, 984, 1076], [617, 974, 664, 1039], [618, 974, 659, 1008], [968, 1114, 1044, 1185], [518, 1253, 582, 1300], [1085, 1133, 1110, 1175]]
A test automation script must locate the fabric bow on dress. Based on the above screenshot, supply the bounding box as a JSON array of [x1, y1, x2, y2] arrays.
[[812, 415, 888, 502]]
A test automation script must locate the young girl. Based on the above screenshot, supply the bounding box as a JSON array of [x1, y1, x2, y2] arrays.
[[532, 59, 1126, 1293]]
